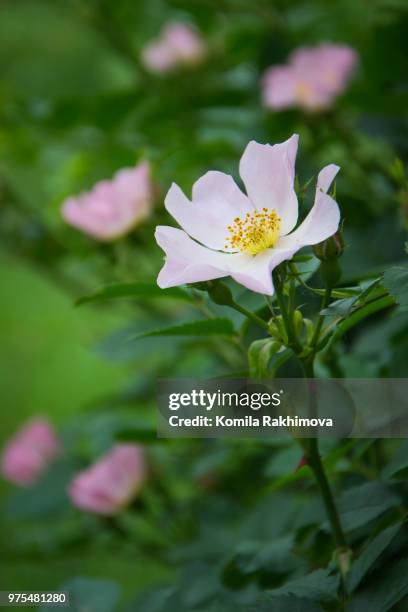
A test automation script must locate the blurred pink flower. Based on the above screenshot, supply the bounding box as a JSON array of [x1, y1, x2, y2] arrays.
[[1, 418, 61, 486], [155, 135, 340, 295], [262, 44, 358, 111], [62, 162, 153, 241], [142, 22, 206, 73], [69, 445, 146, 515]]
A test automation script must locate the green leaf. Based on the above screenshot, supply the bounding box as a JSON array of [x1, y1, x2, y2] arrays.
[[324, 296, 395, 352], [347, 558, 408, 612], [115, 427, 158, 443], [383, 266, 408, 310], [4, 458, 75, 519], [321, 279, 383, 317], [382, 440, 408, 480], [76, 282, 193, 306], [347, 523, 402, 592], [128, 318, 236, 341], [250, 596, 324, 612], [232, 535, 295, 575], [334, 482, 400, 532], [262, 569, 339, 602], [248, 338, 293, 378], [43, 578, 120, 612]]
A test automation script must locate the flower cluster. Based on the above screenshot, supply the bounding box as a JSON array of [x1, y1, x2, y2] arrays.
[[1, 419, 146, 515]]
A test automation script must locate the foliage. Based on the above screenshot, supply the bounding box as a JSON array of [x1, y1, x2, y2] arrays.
[[1, 0, 408, 610]]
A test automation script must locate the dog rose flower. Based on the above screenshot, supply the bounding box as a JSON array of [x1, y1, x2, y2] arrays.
[[1, 418, 61, 486], [155, 135, 340, 295], [69, 445, 146, 515], [262, 44, 357, 111], [142, 22, 206, 73], [62, 162, 152, 241]]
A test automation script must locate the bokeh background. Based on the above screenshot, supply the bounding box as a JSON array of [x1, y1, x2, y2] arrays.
[[1, 0, 408, 610]]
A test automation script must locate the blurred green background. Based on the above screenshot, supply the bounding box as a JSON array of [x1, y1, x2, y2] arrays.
[[1, 0, 408, 610]]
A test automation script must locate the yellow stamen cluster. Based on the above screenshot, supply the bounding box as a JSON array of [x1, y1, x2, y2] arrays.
[[225, 208, 281, 256]]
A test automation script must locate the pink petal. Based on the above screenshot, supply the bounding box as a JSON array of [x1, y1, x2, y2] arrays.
[[239, 135, 299, 235], [156, 226, 297, 295], [61, 162, 152, 241], [1, 418, 61, 487], [262, 65, 298, 109], [230, 247, 298, 295], [156, 226, 228, 287], [165, 177, 251, 251], [68, 445, 145, 515], [278, 164, 340, 249]]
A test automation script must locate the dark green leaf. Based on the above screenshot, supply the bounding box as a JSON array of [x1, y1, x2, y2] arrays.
[[333, 482, 400, 532], [262, 569, 339, 602], [347, 558, 408, 612], [383, 266, 408, 310], [233, 535, 295, 574], [325, 296, 395, 351], [115, 427, 158, 443], [42, 578, 120, 612], [382, 440, 408, 480], [76, 282, 193, 306], [115, 427, 157, 444], [249, 595, 324, 612], [347, 523, 402, 592], [128, 318, 236, 341]]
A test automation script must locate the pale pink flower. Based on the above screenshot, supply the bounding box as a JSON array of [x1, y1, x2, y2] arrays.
[[263, 44, 357, 111], [62, 162, 153, 241], [142, 22, 206, 73], [1, 418, 61, 486], [69, 445, 146, 515], [155, 135, 340, 295]]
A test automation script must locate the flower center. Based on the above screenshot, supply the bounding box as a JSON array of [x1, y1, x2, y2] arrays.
[[225, 208, 281, 255], [295, 81, 314, 104]]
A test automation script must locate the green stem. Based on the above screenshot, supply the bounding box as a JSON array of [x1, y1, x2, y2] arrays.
[[230, 301, 270, 332], [308, 438, 348, 549], [301, 358, 347, 550], [274, 276, 303, 353], [311, 287, 332, 350], [272, 272, 347, 554]]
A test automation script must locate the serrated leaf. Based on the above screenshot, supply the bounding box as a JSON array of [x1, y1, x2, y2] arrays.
[[347, 523, 402, 592], [347, 558, 408, 612], [383, 266, 408, 310], [76, 282, 193, 306], [128, 318, 236, 341], [262, 569, 339, 602]]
